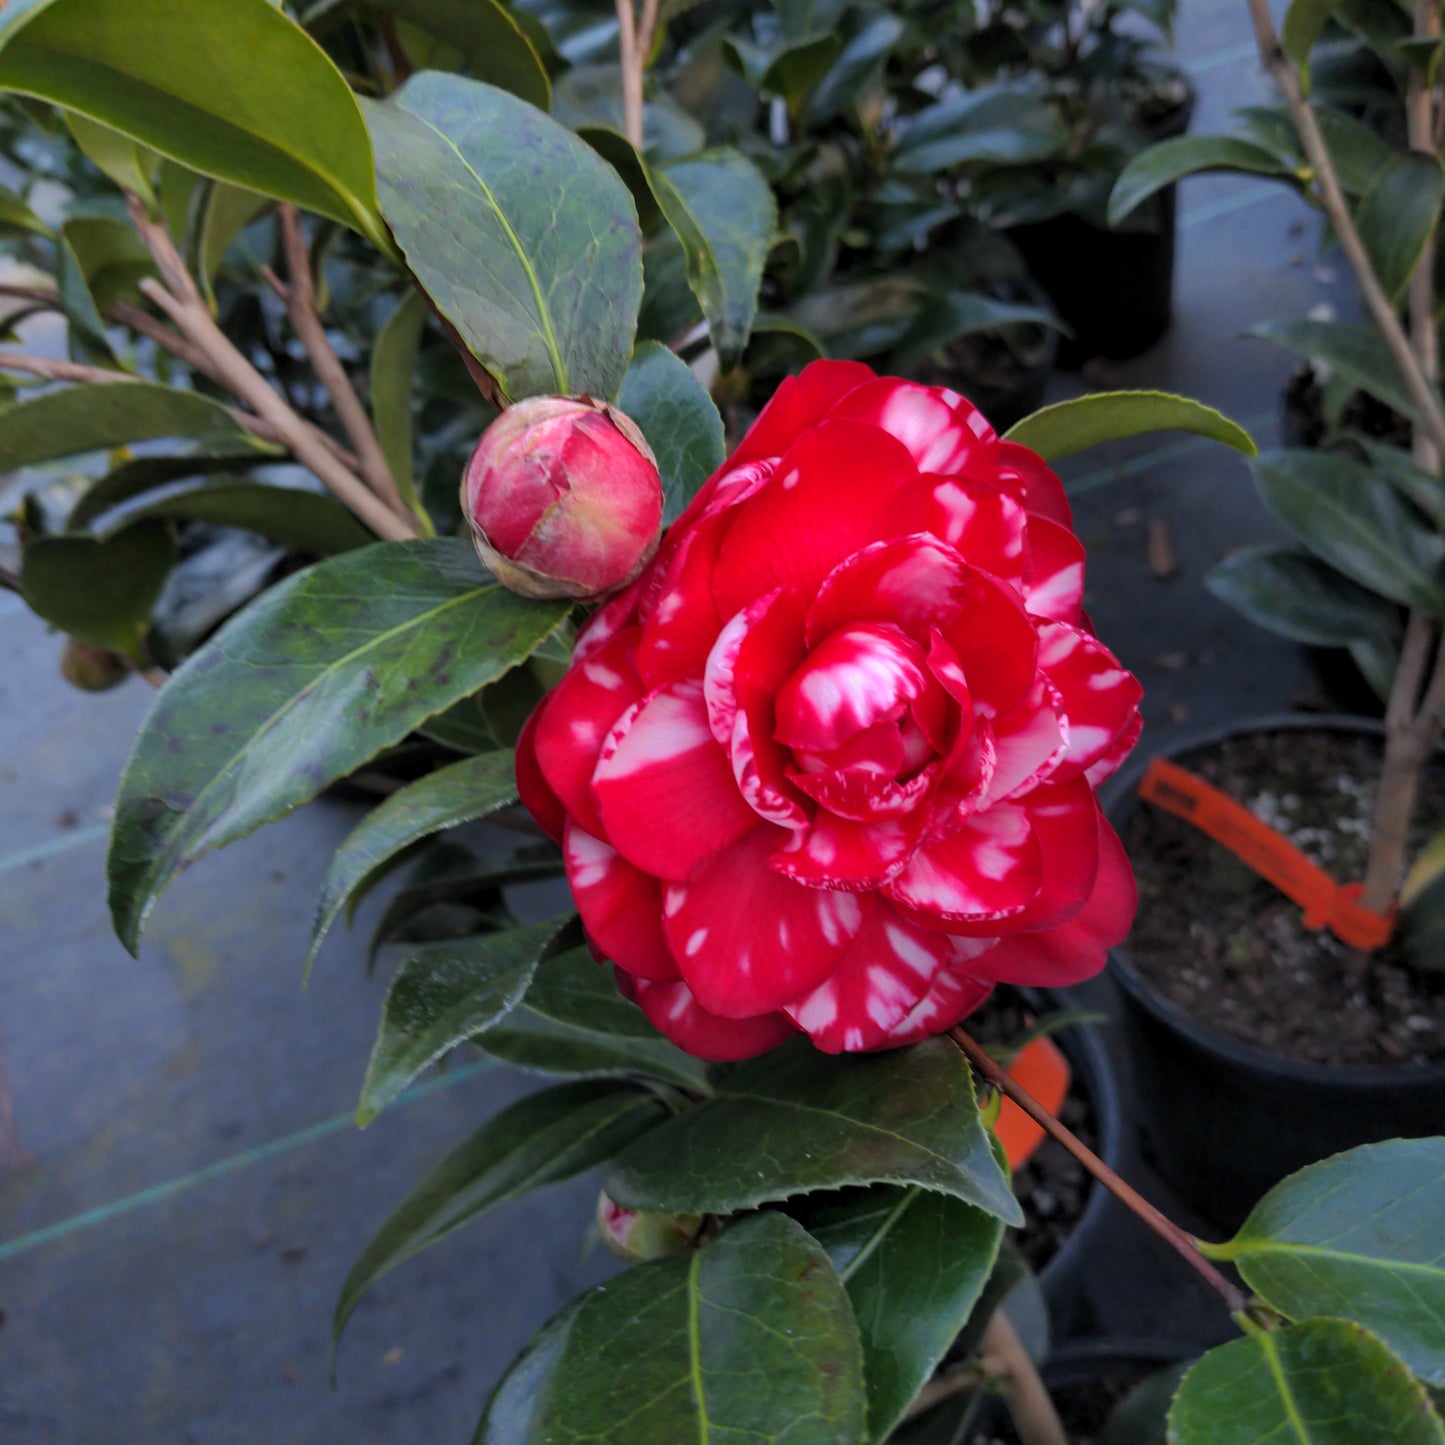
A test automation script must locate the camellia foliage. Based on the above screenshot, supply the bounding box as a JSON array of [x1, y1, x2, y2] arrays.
[[0, 1, 1440, 1442]]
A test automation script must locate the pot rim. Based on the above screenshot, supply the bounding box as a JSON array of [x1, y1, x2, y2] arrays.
[[1105, 712, 1445, 1087]]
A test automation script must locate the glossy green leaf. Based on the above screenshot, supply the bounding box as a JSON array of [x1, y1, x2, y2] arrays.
[[797, 1185, 1004, 1440], [892, 86, 1069, 176], [56, 227, 120, 366], [550, 65, 705, 162], [1356, 152, 1445, 302], [1252, 318, 1420, 423], [1400, 829, 1445, 973], [193, 180, 271, 311], [1353, 439, 1445, 531], [0, 382, 250, 472], [1003, 391, 1257, 461], [69, 446, 279, 530], [722, 33, 840, 115], [1203, 1140, 1445, 1385], [365, 72, 642, 403], [476, 1212, 867, 1445], [649, 149, 775, 371], [789, 276, 925, 359], [616, 341, 723, 524], [1169, 1319, 1445, 1445], [891, 290, 1063, 372], [370, 289, 430, 529], [359, 917, 566, 1125], [306, 750, 518, 976], [107, 537, 570, 952], [0, 180, 50, 237], [1250, 449, 1445, 613], [336, 1080, 666, 1348], [0, 0, 389, 252], [63, 110, 159, 207], [1315, 107, 1398, 198], [1206, 545, 1398, 646], [807, 13, 904, 123], [369, 0, 550, 110], [575, 126, 660, 231], [1282, 0, 1336, 78], [421, 691, 496, 755], [92, 480, 373, 555], [1108, 136, 1298, 225], [21, 520, 176, 660], [476, 945, 710, 1092], [606, 1037, 1021, 1223], [60, 214, 155, 309]]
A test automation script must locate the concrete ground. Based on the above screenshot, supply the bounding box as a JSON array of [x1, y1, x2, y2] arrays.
[[0, 2, 1361, 1439]]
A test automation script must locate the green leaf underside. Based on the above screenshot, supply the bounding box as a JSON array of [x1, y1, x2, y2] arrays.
[[798, 1185, 1004, 1440], [365, 72, 642, 403], [1251, 319, 1420, 423], [476, 945, 710, 1093], [107, 537, 569, 952], [616, 341, 724, 524], [649, 149, 776, 371], [1003, 391, 1257, 461], [0, 0, 388, 250], [1250, 450, 1445, 614], [0, 382, 250, 472], [1208, 1139, 1445, 1387], [475, 1213, 868, 1445], [334, 1081, 667, 1346], [1206, 546, 1398, 646], [358, 917, 566, 1125], [1168, 1319, 1445, 1445], [605, 1037, 1022, 1224], [305, 749, 518, 976], [21, 521, 177, 660]]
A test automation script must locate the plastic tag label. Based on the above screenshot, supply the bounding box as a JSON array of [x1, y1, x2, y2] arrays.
[[1139, 757, 1394, 952]]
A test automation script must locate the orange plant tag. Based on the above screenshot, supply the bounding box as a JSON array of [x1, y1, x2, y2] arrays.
[[994, 1035, 1070, 1172], [1139, 758, 1394, 952]]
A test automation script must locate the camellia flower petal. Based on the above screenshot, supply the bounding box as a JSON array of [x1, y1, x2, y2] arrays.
[[516, 361, 1142, 1059]]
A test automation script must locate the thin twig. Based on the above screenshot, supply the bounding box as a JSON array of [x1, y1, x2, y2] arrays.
[[949, 1026, 1248, 1313], [982, 1311, 1067, 1445], [616, 0, 644, 148], [1246, 0, 1445, 459], [124, 195, 417, 542], [273, 205, 410, 520], [0, 349, 140, 388]]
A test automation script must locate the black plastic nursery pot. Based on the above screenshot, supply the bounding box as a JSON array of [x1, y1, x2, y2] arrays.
[[1010, 987, 1124, 1340], [1105, 714, 1445, 1234], [1006, 86, 1195, 367]]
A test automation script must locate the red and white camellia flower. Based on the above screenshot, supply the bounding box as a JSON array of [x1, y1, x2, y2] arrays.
[[517, 361, 1142, 1061]]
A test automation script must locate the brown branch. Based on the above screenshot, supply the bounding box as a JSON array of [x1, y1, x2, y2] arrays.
[[949, 1026, 1249, 1314], [615, 0, 644, 149], [982, 1311, 1067, 1445], [1246, 0, 1445, 459], [273, 205, 410, 520], [124, 195, 417, 543]]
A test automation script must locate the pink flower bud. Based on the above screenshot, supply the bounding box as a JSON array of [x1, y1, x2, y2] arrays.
[[462, 395, 663, 601], [595, 1190, 703, 1262]]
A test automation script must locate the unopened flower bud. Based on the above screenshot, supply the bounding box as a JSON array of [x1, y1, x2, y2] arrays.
[[60, 638, 128, 692], [462, 396, 663, 601], [596, 1190, 703, 1262]]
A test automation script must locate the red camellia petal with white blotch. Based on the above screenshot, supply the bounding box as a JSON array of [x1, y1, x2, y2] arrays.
[[516, 361, 1142, 1061]]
